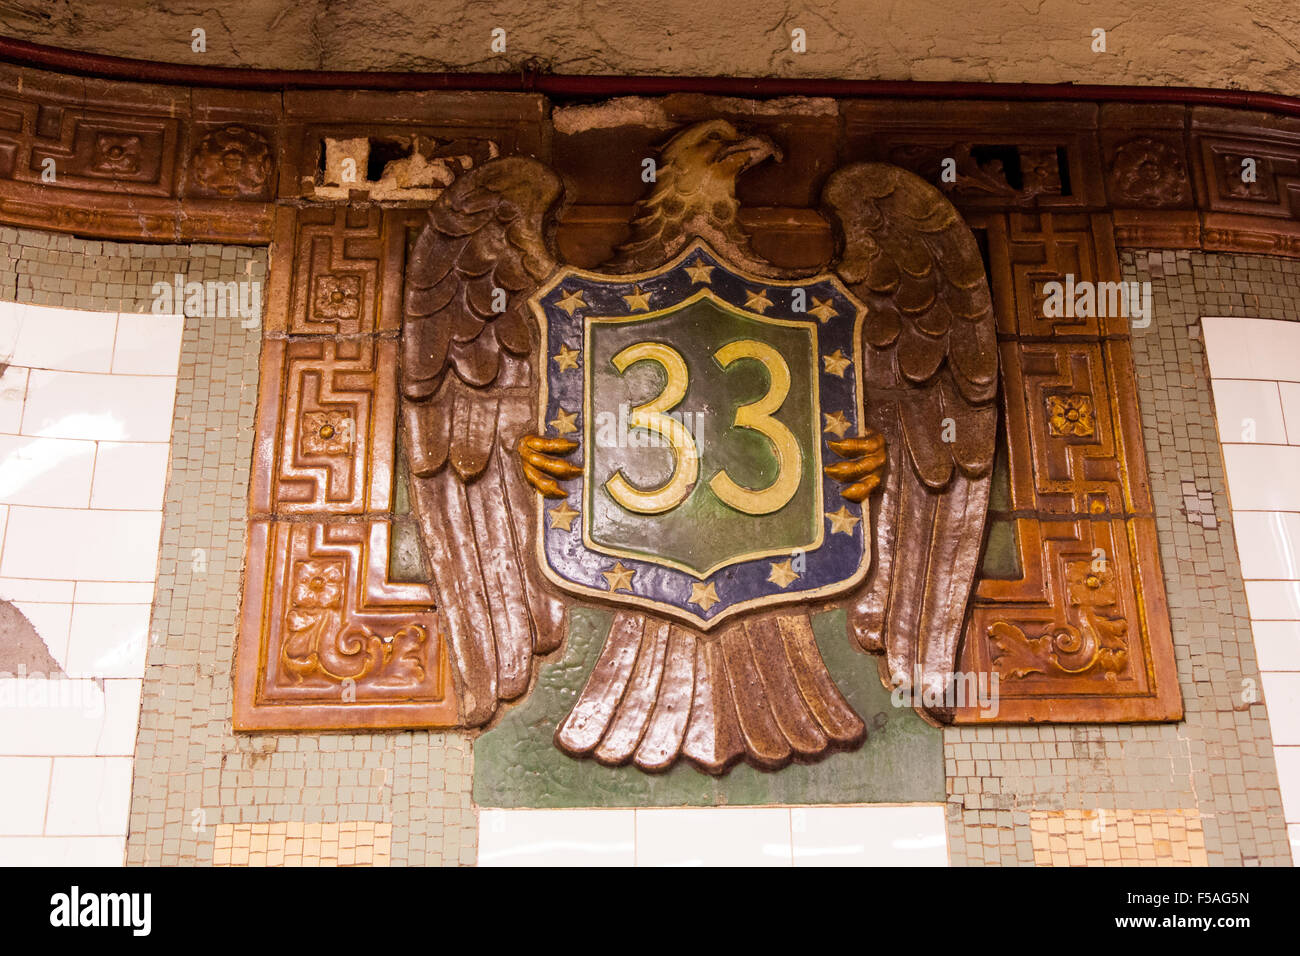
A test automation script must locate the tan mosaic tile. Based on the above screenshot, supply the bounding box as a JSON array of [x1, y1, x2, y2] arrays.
[[1029, 809, 1208, 867], [212, 822, 392, 867]]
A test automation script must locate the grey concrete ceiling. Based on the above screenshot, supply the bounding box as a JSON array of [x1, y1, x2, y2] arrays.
[[1, 1, 1297, 94]]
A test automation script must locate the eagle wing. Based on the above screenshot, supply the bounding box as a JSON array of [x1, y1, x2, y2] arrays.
[[401, 156, 567, 727], [822, 162, 999, 721]]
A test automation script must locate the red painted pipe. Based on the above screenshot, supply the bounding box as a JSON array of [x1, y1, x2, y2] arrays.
[[2, 34, 1298, 116]]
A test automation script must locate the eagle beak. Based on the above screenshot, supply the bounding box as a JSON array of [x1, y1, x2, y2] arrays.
[[722, 134, 782, 168]]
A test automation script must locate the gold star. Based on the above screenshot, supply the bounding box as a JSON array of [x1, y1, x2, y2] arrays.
[[808, 296, 838, 322], [744, 288, 773, 313], [553, 344, 580, 372], [822, 349, 851, 378], [555, 289, 586, 316], [684, 260, 714, 284], [548, 501, 580, 531], [825, 505, 861, 535], [549, 407, 578, 435], [768, 559, 799, 589], [688, 580, 720, 612], [623, 284, 651, 311], [602, 561, 636, 593], [823, 410, 852, 438]]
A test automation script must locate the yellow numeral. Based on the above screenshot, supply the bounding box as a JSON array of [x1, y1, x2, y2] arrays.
[[603, 338, 801, 517], [604, 341, 700, 514], [709, 340, 801, 515]]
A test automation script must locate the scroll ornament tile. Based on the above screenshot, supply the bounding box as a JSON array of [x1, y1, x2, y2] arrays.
[[283, 556, 430, 687], [988, 559, 1130, 681], [235, 520, 455, 729]]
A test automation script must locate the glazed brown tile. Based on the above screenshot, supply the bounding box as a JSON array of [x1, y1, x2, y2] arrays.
[[233, 518, 458, 731]]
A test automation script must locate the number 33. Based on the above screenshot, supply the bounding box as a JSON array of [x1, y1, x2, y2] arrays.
[[604, 339, 802, 516]]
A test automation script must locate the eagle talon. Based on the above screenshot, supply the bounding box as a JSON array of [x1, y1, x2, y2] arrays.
[[825, 429, 887, 503], [519, 434, 582, 497]]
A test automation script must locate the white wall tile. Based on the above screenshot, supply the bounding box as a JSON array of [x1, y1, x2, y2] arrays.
[[0, 301, 178, 857], [1212, 379, 1288, 444], [0, 757, 51, 835], [96, 679, 143, 756], [1222, 444, 1300, 511], [0, 578, 75, 603], [0, 365, 29, 434], [1245, 320, 1300, 383], [111, 313, 184, 376], [0, 677, 140, 756], [1262, 673, 1300, 747], [21, 369, 178, 442], [1281, 382, 1300, 445], [0, 678, 106, 755], [0, 435, 95, 507], [1246, 581, 1300, 621], [43, 757, 133, 836], [1252, 621, 1300, 672], [1204, 317, 1300, 841], [1202, 317, 1253, 380], [89, 442, 169, 510], [1232, 511, 1300, 581], [1275, 747, 1300, 823], [635, 807, 792, 866], [1, 507, 163, 581], [0, 301, 22, 360], [64, 603, 151, 679], [7, 305, 117, 374], [791, 805, 949, 866], [73, 582, 156, 604], [0, 835, 125, 866], [477, 809, 635, 866], [1204, 317, 1300, 383]]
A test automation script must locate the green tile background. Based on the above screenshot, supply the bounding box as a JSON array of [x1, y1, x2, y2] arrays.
[[474, 607, 945, 807]]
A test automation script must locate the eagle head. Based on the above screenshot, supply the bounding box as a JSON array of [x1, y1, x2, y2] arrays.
[[658, 119, 781, 202], [609, 120, 782, 271]]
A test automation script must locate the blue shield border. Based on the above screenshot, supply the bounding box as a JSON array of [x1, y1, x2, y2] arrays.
[[529, 240, 871, 630]]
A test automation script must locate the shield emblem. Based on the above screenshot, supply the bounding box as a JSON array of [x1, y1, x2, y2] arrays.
[[531, 240, 871, 629]]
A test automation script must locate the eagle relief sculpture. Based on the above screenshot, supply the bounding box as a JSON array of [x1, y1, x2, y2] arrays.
[[400, 119, 997, 774]]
